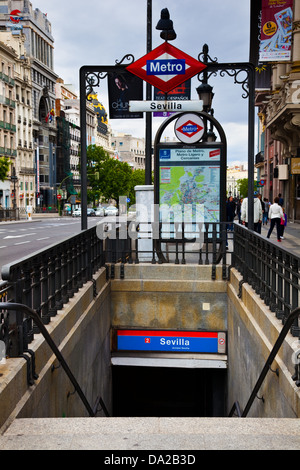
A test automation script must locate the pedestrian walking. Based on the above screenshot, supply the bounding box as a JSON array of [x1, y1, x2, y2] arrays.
[[278, 193, 284, 206], [279, 207, 287, 240], [241, 191, 262, 233], [226, 196, 236, 231], [236, 197, 243, 224], [266, 197, 284, 242], [262, 198, 269, 225]]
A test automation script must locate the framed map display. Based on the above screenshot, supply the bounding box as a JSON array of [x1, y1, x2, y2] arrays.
[[157, 146, 222, 224]]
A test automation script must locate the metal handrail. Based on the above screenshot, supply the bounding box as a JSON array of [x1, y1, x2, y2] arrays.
[[1, 302, 109, 418], [229, 307, 300, 417]]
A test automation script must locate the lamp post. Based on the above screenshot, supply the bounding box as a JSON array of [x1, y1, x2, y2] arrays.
[[144, 5, 177, 186], [145, 0, 152, 186], [11, 166, 17, 210]]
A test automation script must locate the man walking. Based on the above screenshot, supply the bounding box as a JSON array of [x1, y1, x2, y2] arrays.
[[241, 191, 262, 233]]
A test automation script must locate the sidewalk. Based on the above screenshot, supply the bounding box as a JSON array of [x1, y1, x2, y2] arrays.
[[259, 220, 300, 257]]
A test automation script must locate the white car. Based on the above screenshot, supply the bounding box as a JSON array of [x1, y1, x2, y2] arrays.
[[105, 205, 119, 216], [72, 208, 81, 217], [95, 206, 105, 217]]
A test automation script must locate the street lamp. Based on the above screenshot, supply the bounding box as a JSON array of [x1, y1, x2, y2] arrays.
[[10, 166, 18, 210], [196, 82, 214, 112], [156, 8, 177, 41]]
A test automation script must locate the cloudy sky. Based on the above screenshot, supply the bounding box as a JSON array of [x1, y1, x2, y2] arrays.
[[33, 0, 252, 164]]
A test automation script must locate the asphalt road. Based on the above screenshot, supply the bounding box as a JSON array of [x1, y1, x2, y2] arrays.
[[0, 216, 100, 279]]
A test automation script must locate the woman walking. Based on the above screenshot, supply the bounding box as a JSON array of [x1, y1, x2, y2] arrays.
[[267, 197, 284, 242]]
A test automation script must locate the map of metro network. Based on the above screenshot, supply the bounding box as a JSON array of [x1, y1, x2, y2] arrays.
[[160, 165, 220, 223]]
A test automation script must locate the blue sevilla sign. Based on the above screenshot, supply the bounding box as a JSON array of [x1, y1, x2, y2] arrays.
[[116, 330, 226, 354]]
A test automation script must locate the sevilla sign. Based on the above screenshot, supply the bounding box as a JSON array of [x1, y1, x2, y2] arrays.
[[126, 42, 206, 94]]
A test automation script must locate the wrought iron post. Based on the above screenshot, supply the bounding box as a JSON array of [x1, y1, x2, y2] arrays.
[[145, 0, 152, 185], [197, 45, 256, 230]]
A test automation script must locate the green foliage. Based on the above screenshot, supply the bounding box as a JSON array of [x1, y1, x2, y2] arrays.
[[0, 157, 10, 182], [86, 145, 148, 206], [236, 178, 259, 198]]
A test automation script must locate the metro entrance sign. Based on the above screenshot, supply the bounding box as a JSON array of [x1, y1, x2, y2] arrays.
[[126, 42, 207, 94]]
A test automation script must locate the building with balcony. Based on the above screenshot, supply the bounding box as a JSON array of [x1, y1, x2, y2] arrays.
[[252, 0, 300, 221], [1, 30, 34, 210], [0, 40, 16, 207], [0, 0, 58, 209]]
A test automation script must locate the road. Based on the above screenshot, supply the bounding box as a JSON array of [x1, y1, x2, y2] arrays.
[[0, 216, 100, 279]]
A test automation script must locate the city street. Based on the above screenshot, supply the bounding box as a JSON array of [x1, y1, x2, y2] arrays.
[[0, 216, 99, 278]]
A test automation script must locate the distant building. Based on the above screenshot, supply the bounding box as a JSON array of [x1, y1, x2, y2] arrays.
[[111, 133, 145, 170], [227, 164, 257, 198], [0, 0, 58, 209], [0, 40, 17, 208]]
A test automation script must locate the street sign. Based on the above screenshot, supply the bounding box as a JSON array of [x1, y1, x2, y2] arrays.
[[116, 329, 226, 354], [129, 100, 203, 113], [57, 194, 62, 200], [174, 113, 205, 143], [126, 42, 207, 94]]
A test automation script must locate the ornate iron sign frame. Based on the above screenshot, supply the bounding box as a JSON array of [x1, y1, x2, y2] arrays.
[[79, 46, 255, 230]]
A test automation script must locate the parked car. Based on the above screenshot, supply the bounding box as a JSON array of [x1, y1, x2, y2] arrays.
[[104, 205, 119, 216], [72, 208, 81, 217], [95, 206, 105, 217], [127, 205, 136, 219], [87, 208, 96, 216]]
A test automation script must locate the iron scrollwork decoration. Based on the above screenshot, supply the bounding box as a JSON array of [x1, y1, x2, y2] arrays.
[[85, 72, 108, 99], [85, 54, 135, 99], [197, 44, 252, 99]]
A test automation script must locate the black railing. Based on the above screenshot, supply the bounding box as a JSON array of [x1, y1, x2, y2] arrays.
[[233, 224, 300, 338], [1, 225, 105, 358], [103, 220, 232, 279], [0, 221, 232, 362], [1, 219, 300, 419], [1, 301, 109, 417], [0, 208, 19, 221]]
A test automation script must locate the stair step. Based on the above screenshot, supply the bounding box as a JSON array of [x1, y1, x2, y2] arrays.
[[1, 417, 300, 450]]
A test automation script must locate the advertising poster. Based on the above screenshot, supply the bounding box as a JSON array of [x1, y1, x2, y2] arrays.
[[153, 80, 191, 116], [107, 71, 143, 119], [259, 0, 293, 61]]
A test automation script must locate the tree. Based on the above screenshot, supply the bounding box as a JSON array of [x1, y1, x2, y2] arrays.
[[98, 157, 133, 204], [86, 145, 133, 205], [236, 178, 259, 198], [0, 157, 10, 182], [86, 145, 110, 205]]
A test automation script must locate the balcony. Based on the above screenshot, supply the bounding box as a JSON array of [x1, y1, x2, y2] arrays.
[[255, 152, 265, 167], [0, 147, 16, 157], [0, 121, 16, 132], [0, 72, 15, 87]]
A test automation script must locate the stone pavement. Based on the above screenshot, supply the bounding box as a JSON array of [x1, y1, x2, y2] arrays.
[[1, 417, 300, 450]]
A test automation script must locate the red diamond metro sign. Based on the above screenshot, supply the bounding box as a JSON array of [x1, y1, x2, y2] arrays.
[[126, 42, 207, 94]]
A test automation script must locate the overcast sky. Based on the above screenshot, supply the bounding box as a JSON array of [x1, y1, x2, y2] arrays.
[[34, 0, 252, 165]]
